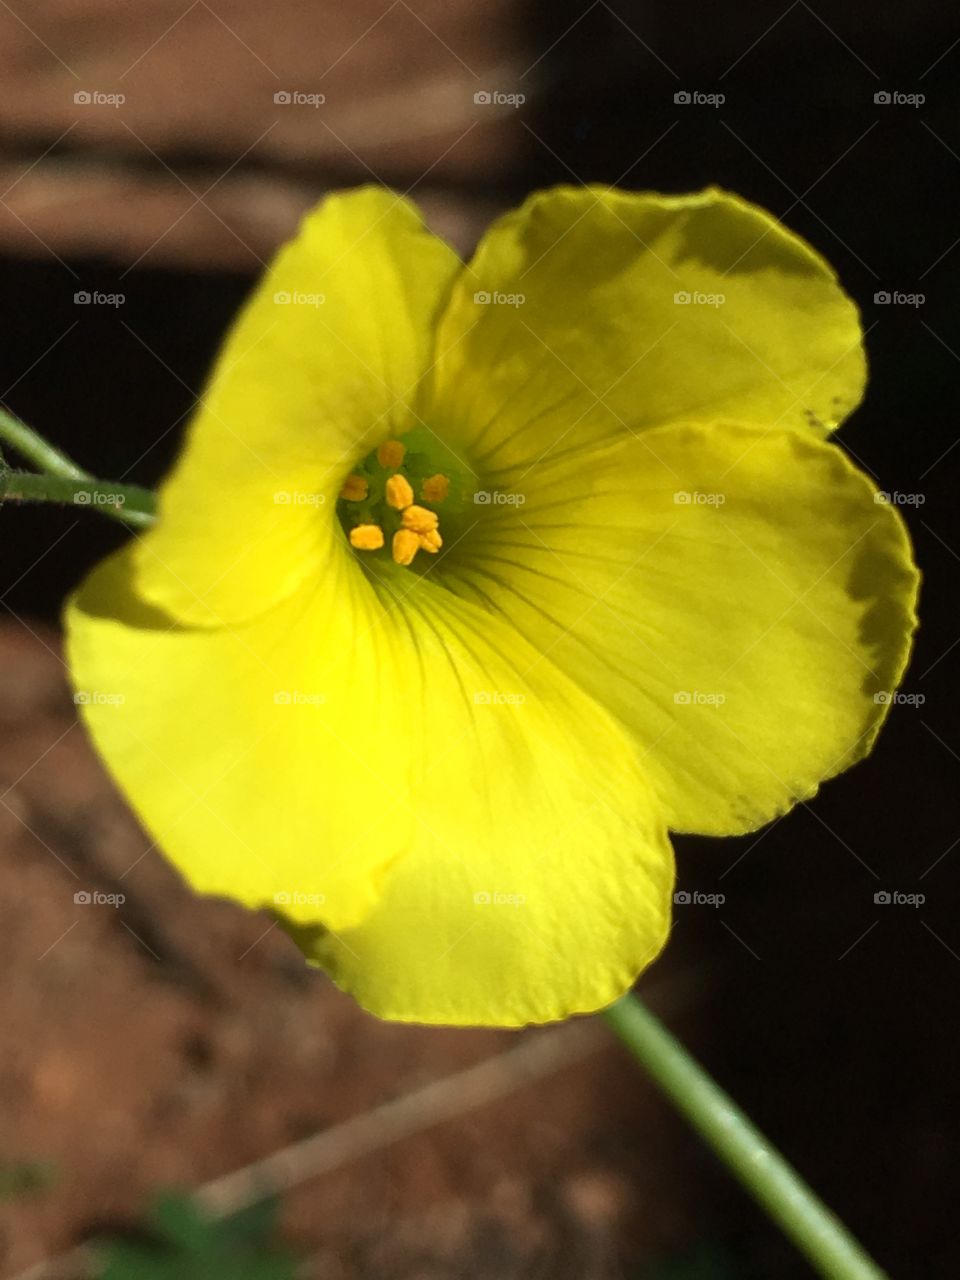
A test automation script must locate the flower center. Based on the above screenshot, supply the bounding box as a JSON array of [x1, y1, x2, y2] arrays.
[[336, 427, 471, 571]]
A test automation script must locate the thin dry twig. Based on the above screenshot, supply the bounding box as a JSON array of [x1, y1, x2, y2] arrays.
[[8, 1017, 610, 1280]]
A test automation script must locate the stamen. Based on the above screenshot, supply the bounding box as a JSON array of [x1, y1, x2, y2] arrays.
[[392, 528, 420, 566], [338, 428, 464, 569], [401, 505, 439, 534], [385, 473, 414, 510], [421, 474, 450, 503], [418, 529, 442, 554], [377, 440, 406, 469], [340, 473, 368, 502], [349, 524, 384, 551]]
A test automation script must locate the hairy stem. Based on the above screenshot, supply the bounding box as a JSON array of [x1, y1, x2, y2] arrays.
[[602, 994, 888, 1280]]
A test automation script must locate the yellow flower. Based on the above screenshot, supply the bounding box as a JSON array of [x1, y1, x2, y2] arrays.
[[65, 187, 919, 1027]]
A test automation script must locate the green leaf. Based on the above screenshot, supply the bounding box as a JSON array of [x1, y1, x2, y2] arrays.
[[150, 1193, 211, 1251], [95, 1191, 297, 1280]]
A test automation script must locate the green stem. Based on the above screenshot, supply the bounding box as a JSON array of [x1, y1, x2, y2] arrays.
[[0, 405, 89, 480], [0, 470, 156, 528], [0, 407, 156, 529], [602, 995, 887, 1279]]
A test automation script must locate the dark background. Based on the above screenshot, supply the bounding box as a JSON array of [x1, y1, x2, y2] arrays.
[[0, 2, 957, 1276]]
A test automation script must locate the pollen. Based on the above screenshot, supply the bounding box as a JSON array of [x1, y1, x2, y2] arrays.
[[377, 439, 406, 469], [349, 523, 384, 551], [421, 474, 450, 503], [392, 528, 420, 566], [339, 429, 462, 569], [385, 473, 414, 510], [340, 473, 368, 502], [402, 505, 439, 534]]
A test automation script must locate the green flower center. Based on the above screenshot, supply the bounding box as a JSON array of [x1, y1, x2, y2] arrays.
[[336, 427, 474, 572]]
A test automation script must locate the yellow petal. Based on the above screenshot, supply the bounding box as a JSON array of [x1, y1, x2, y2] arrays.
[[135, 188, 461, 626], [426, 187, 866, 478], [447, 423, 919, 835], [66, 552, 673, 1025], [310, 585, 674, 1026], [66, 544, 411, 931]]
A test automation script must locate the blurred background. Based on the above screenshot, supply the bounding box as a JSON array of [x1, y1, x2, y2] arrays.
[[0, 1, 957, 1276]]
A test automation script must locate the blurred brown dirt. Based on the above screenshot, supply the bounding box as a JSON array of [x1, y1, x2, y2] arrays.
[[0, 619, 702, 1278]]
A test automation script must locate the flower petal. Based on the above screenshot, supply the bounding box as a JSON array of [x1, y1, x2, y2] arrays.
[[67, 553, 673, 1024], [445, 423, 919, 836], [135, 187, 462, 626], [310, 585, 674, 1026], [425, 187, 866, 478], [66, 544, 413, 931]]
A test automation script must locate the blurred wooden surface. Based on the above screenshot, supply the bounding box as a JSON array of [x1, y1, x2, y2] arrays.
[[0, 161, 500, 268], [0, 0, 529, 267]]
